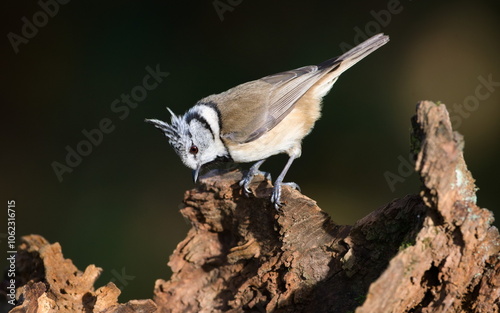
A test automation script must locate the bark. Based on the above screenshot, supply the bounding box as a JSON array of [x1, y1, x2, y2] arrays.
[[2, 101, 499, 313], [2, 235, 156, 313]]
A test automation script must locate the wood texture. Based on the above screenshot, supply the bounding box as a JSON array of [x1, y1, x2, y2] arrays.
[[2, 101, 499, 313], [5, 235, 156, 313]]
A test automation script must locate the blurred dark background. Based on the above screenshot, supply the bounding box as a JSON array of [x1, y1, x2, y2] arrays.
[[2, 0, 499, 303]]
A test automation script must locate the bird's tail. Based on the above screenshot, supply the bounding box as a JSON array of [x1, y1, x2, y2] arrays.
[[319, 33, 390, 76]]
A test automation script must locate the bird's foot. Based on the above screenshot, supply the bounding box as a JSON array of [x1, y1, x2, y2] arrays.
[[271, 182, 301, 210], [239, 169, 272, 196]]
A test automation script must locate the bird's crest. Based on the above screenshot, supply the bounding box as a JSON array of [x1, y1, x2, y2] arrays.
[[145, 108, 190, 151]]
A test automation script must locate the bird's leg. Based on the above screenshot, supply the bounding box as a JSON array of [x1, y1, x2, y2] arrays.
[[239, 159, 272, 196], [271, 154, 301, 209]]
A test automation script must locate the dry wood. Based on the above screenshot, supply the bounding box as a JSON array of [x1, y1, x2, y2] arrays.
[[4, 235, 156, 313], [2, 101, 499, 313]]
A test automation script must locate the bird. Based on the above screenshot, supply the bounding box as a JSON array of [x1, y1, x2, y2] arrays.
[[146, 33, 389, 209]]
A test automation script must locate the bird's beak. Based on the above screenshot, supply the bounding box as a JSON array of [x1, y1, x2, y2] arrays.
[[192, 166, 201, 183]]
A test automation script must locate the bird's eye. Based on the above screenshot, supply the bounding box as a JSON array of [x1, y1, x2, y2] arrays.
[[189, 145, 199, 155]]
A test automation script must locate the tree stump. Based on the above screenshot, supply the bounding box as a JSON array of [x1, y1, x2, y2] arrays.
[[2, 101, 499, 313]]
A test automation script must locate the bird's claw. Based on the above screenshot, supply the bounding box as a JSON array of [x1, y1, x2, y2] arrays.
[[271, 182, 300, 210], [262, 171, 272, 181], [283, 182, 301, 192], [238, 177, 253, 197], [239, 170, 272, 197], [271, 184, 282, 209]]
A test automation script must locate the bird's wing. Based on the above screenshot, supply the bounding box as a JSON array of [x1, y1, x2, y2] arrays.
[[214, 64, 330, 144], [242, 65, 328, 142], [215, 33, 389, 144]]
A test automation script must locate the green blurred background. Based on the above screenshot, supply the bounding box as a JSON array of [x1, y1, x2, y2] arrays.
[[2, 0, 499, 303]]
